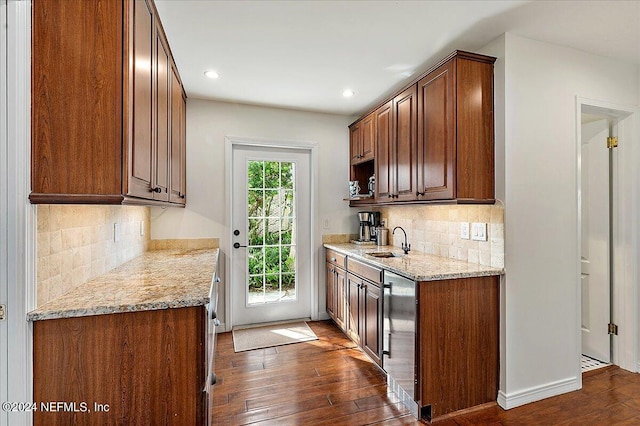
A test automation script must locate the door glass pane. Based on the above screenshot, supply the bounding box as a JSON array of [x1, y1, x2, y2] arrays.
[[246, 160, 296, 305]]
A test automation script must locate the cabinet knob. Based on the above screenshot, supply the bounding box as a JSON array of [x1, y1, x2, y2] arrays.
[[388, 194, 392, 198], [151, 187, 162, 193], [416, 191, 425, 196]]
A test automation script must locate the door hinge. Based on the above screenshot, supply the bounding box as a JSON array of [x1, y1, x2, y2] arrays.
[[0, 305, 5, 321], [608, 323, 618, 335], [607, 136, 618, 149]]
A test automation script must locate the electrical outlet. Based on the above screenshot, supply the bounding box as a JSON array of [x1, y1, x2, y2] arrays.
[[471, 222, 487, 241], [139, 221, 145, 236], [113, 223, 120, 242], [381, 219, 387, 227], [460, 222, 470, 240]]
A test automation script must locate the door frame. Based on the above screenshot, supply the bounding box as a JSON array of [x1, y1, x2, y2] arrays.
[[2, 2, 36, 425], [575, 97, 639, 387], [224, 136, 319, 331]]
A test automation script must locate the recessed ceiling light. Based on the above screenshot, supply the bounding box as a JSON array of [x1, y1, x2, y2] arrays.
[[204, 70, 219, 79], [342, 89, 355, 98]]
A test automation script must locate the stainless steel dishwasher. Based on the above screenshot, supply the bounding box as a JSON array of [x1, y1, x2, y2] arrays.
[[382, 270, 418, 418]]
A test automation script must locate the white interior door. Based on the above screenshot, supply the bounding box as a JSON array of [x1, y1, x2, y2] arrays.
[[231, 145, 312, 326], [580, 118, 610, 363]]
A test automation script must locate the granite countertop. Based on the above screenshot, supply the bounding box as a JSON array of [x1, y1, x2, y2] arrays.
[[27, 248, 219, 321], [324, 243, 502, 281]]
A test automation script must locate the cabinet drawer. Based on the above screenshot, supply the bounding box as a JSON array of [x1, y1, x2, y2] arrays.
[[326, 249, 346, 269], [347, 258, 382, 284]]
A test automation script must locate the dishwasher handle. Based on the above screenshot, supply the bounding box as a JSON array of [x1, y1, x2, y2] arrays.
[[383, 281, 392, 357]]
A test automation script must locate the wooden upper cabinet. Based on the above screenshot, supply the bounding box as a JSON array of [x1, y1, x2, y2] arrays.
[[349, 50, 495, 205], [30, 0, 187, 206], [417, 60, 456, 200], [31, 0, 123, 201], [393, 85, 418, 202], [455, 56, 495, 201], [375, 101, 393, 200], [169, 66, 187, 204], [349, 112, 375, 165], [360, 113, 375, 162], [416, 53, 495, 202], [128, 0, 155, 200], [152, 30, 171, 202], [349, 122, 362, 164], [374, 87, 417, 202]]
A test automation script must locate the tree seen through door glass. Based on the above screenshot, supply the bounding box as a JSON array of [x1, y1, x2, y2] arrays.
[[246, 160, 296, 304]]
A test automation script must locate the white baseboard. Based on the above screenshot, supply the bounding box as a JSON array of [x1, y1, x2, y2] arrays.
[[316, 312, 330, 321], [216, 322, 227, 333], [497, 376, 579, 410]]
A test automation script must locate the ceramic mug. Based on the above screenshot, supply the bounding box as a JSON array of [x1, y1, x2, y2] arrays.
[[349, 180, 360, 197]]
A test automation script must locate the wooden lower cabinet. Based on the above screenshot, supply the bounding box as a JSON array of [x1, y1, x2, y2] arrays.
[[346, 272, 382, 366], [417, 276, 499, 421], [33, 306, 206, 425], [325, 263, 347, 332]]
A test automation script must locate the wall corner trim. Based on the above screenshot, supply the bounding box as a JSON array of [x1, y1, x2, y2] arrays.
[[497, 377, 579, 410]]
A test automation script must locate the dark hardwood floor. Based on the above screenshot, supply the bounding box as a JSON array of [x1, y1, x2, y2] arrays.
[[212, 320, 640, 425]]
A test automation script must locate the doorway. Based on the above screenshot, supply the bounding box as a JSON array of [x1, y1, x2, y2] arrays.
[[577, 99, 637, 378], [229, 143, 313, 327]]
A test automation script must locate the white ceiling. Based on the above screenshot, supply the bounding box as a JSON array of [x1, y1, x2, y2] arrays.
[[154, 0, 640, 116]]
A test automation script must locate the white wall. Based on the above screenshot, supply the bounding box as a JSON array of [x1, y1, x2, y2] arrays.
[[486, 33, 639, 408], [151, 99, 355, 240], [151, 99, 355, 324]]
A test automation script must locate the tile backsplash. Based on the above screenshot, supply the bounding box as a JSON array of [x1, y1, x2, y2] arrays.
[[36, 205, 150, 306], [375, 203, 504, 268]]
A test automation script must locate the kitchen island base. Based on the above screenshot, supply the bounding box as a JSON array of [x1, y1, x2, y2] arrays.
[[33, 306, 206, 425]]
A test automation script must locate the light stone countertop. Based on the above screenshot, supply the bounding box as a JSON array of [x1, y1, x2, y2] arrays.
[[324, 243, 502, 281], [27, 248, 219, 321]]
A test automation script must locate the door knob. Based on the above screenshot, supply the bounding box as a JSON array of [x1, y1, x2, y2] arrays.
[[233, 242, 247, 249], [233, 230, 240, 236]]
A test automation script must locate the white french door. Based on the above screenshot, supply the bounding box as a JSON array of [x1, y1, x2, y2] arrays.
[[231, 145, 312, 326]]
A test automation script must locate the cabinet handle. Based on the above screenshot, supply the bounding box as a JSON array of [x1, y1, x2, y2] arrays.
[[416, 191, 425, 196], [330, 257, 336, 262], [210, 373, 217, 386], [388, 194, 392, 198], [151, 187, 162, 193]]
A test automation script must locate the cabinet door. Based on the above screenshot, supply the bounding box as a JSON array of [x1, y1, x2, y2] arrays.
[[393, 85, 418, 202], [31, 0, 123, 199], [128, 0, 155, 199], [347, 274, 361, 343], [349, 122, 362, 165], [361, 282, 382, 366], [326, 263, 337, 320], [417, 61, 456, 200], [169, 67, 186, 204], [360, 113, 375, 162], [375, 101, 393, 200], [154, 32, 170, 202], [335, 267, 347, 332]]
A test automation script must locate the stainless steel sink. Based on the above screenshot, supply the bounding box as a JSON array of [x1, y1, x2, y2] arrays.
[[367, 252, 403, 258]]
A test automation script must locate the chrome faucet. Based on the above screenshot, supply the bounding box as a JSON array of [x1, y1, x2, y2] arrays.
[[392, 226, 411, 254]]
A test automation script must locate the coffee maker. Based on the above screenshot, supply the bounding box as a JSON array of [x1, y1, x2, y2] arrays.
[[357, 211, 381, 241]]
